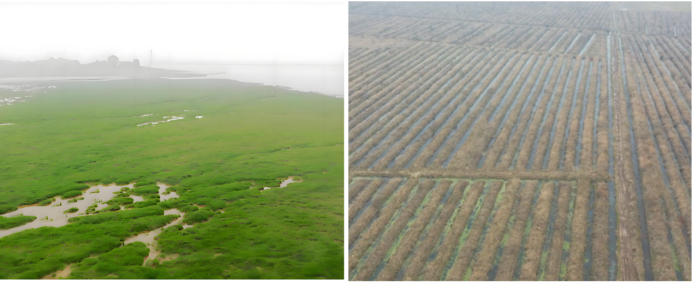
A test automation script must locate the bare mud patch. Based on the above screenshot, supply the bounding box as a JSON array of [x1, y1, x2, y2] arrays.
[[41, 263, 73, 279]]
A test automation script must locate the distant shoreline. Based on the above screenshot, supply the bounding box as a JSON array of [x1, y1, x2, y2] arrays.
[[0, 76, 344, 98]]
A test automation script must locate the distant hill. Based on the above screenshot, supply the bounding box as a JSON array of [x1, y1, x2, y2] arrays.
[[0, 55, 206, 79]]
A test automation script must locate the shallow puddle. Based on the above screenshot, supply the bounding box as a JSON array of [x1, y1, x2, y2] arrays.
[[158, 183, 179, 201], [261, 177, 302, 192], [0, 183, 134, 238], [124, 208, 188, 265], [280, 177, 302, 187]]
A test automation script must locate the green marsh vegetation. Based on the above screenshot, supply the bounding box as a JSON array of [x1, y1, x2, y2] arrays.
[[0, 79, 343, 279], [0, 215, 37, 230]]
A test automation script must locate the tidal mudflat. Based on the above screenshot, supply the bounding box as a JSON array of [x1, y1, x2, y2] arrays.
[[0, 79, 343, 279]]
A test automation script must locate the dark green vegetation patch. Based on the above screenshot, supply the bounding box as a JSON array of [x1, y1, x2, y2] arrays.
[[63, 207, 79, 214], [61, 190, 84, 198], [0, 215, 37, 230]]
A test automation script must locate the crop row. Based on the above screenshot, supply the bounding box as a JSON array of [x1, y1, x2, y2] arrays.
[[348, 14, 606, 57], [349, 2, 611, 31], [347, 178, 652, 280], [614, 10, 691, 37], [349, 43, 612, 173], [619, 33, 691, 280]]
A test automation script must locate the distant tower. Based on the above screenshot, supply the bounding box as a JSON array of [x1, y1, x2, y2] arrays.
[[149, 50, 153, 67]]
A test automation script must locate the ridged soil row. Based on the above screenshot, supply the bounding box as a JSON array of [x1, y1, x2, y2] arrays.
[[348, 179, 420, 275], [652, 36, 691, 90], [348, 178, 404, 245], [441, 181, 503, 280], [349, 179, 435, 280], [349, 178, 386, 222], [457, 180, 515, 281], [348, 48, 378, 78], [442, 54, 537, 169], [555, 30, 580, 54], [578, 33, 596, 56], [658, 36, 692, 83], [465, 25, 507, 46], [417, 180, 485, 280], [521, 58, 574, 170], [576, 61, 597, 169], [485, 26, 521, 49], [353, 48, 491, 167], [383, 18, 441, 39], [349, 41, 426, 95], [593, 62, 608, 171], [545, 30, 569, 53], [352, 15, 395, 35], [634, 36, 692, 135], [349, 48, 483, 153], [627, 38, 690, 146], [495, 26, 532, 50], [349, 47, 472, 162], [515, 181, 555, 280], [615, 34, 650, 280], [465, 179, 523, 280], [392, 180, 469, 280], [385, 18, 440, 40], [449, 23, 495, 46], [660, 197, 688, 280], [349, 44, 451, 125], [541, 182, 575, 281], [362, 49, 487, 170], [631, 45, 692, 217], [363, 17, 407, 38], [644, 37, 692, 108], [556, 60, 588, 171], [424, 53, 524, 169], [541, 59, 582, 170], [429, 22, 470, 43], [563, 32, 583, 54], [495, 57, 560, 170], [348, 42, 442, 106], [628, 38, 692, 191], [640, 75, 692, 279], [395, 51, 512, 169], [349, 15, 390, 35], [349, 42, 432, 104], [372, 180, 453, 280], [527, 27, 553, 51], [484, 181, 525, 280], [360, 179, 446, 280], [564, 179, 591, 280], [629, 64, 690, 280], [375, 50, 496, 170], [490, 180, 542, 280], [380, 49, 498, 170], [588, 182, 611, 280], [349, 43, 450, 107], [348, 44, 397, 76], [525, 28, 554, 51], [477, 56, 550, 169], [349, 46, 465, 153], [349, 178, 372, 204]]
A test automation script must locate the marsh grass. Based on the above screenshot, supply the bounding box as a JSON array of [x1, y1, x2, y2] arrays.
[[0, 79, 343, 279], [0, 215, 37, 230]]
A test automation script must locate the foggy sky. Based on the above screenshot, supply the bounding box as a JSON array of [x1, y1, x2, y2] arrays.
[[0, 1, 344, 66]]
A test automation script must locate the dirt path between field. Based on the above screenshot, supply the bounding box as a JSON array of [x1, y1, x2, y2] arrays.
[[610, 11, 639, 280]]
